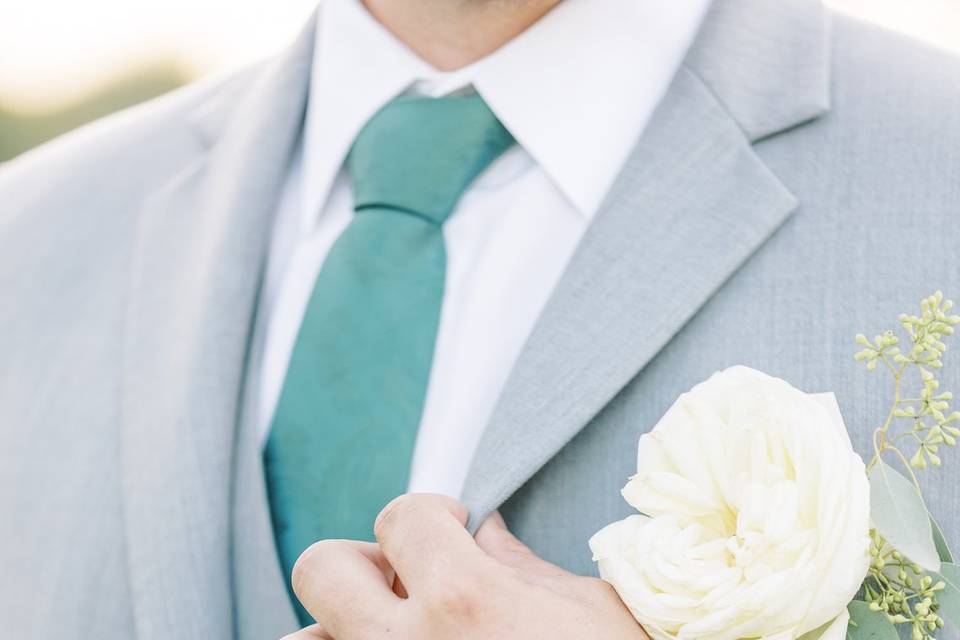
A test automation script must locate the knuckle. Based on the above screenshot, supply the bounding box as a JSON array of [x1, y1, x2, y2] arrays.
[[374, 494, 469, 542], [422, 562, 507, 620], [581, 576, 618, 601], [374, 493, 420, 539], [424, 575, 479, 619], [373, 494, 412, 537], [291, 539, 346, 595]]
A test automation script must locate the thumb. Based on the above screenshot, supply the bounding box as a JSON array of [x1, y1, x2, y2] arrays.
[[474, 511, 571, 579]]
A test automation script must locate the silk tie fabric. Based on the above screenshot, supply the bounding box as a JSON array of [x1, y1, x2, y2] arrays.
[[263, 93, 515, 625]]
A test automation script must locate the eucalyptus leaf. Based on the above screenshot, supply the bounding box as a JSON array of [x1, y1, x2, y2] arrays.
[[931, 514, 954, 563], [846, 600, 898, 640], [934, 562, 960, 624], [797, 613, 846, 640], [868, 459, 940, 571]]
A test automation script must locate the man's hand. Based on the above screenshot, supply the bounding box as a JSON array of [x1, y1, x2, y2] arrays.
[[282, 494, 649, 640]]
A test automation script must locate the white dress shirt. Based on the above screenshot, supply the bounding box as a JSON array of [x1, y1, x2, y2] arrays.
[[257, 0, 711, 498]]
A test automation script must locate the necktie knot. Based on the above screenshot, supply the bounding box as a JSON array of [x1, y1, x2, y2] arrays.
[[346, 93, 515, 225]]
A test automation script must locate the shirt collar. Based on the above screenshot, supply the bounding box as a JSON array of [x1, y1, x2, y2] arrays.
[[301, 0, 713, 229]]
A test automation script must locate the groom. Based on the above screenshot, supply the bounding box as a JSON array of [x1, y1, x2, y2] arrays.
[[2, 0, 960, 637]]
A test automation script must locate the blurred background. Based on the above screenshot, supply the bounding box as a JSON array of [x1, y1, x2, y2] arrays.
[[1, 0, 959, 162]]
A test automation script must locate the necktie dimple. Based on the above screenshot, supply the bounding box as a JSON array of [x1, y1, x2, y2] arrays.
[[263, 93, 515, 625]]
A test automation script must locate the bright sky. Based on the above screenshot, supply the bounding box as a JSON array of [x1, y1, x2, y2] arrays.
[[1, 0, 959, 112]]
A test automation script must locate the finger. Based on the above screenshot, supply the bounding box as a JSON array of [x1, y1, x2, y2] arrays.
[[292, 540, 401, 638], [374, 493, 493, 593], [280, 623, 335, 640], [475, 511, 571, 579]]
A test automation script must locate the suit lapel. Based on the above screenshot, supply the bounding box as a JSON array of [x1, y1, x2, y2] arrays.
[[231, 238, 300, 639], [461, 0, 831, 531], [119, 15, 315, 639]]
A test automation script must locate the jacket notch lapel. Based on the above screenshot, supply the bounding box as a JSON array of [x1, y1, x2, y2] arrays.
[[461, 0, 831, 530]]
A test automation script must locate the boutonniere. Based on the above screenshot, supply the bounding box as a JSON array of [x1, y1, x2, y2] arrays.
[[590, 292, 960, 640]]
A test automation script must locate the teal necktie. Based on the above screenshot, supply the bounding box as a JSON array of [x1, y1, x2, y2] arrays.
[[263, 93, 514, 625]]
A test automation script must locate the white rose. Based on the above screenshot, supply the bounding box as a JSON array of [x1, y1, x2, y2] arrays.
[[589, 366, 870, 640]]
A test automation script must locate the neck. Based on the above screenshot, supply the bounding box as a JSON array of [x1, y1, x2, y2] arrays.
[[362, 0, 562, 71]]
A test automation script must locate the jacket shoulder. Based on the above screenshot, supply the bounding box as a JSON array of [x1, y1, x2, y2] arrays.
[[0, 62, 260, 216], [777, 11, 960, 194], [830, 11, 960, 111], [0, 62, 263, 332], [759, 12, 960, 231]]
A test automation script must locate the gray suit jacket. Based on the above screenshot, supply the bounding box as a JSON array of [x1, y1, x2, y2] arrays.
[[2, 0, 960, 637]]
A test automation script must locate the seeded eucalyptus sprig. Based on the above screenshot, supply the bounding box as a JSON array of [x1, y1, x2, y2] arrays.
[[855, 291, 960, 481], [863, 530, 946, 640], [851, 292, 960, 640]]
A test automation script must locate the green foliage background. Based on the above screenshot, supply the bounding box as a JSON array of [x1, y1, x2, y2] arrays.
[[0, 62, 191, 163]]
